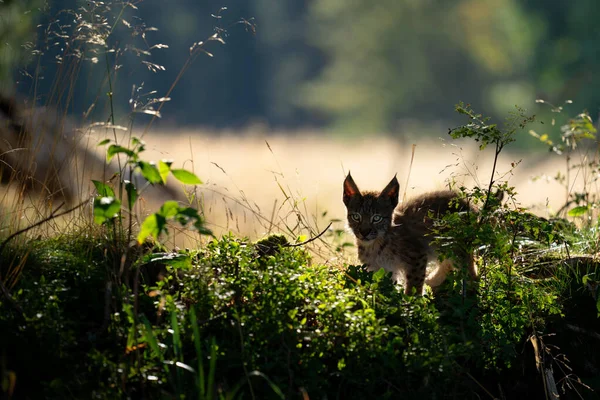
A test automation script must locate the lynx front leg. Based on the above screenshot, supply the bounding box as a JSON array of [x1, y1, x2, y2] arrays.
[[404, 256, 428, 296]]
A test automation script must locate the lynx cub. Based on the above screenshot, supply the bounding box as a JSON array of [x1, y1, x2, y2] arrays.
[[343, 172, 476, 295]]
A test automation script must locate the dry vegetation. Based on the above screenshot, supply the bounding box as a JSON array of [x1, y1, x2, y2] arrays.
[[1, 119, 580, 261], [140, 128, 569, 236]]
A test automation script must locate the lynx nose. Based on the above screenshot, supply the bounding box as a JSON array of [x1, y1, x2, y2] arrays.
[[359, 228, 372, 239]]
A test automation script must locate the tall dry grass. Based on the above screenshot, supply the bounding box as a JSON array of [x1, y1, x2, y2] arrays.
[[138, 128, 569, 243], [0, 114, 578, 260]]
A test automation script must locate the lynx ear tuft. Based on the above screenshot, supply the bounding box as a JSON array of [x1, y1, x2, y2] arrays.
[[380, 175, 399, 207], [343, 172, 361, 205]]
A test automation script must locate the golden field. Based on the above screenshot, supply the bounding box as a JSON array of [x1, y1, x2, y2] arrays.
[[2, 125, 587, 259], [0, 125, 592, 264], [138, 129, 576, 241]]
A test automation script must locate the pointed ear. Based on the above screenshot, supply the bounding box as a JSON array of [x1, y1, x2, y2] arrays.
[[380, 175, 399, 207], [343, 172, 361, 205]]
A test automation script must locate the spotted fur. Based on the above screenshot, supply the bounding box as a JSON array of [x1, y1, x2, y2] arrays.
[[343, 172, 476, 295]]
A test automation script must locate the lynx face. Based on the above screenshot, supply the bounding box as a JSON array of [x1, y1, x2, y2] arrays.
[[342, 173, 399, 241]]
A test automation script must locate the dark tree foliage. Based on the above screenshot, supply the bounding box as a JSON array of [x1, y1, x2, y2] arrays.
[[3, 0, 600, 134]]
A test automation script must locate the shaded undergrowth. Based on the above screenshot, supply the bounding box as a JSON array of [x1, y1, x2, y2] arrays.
[[1, 226, 599, 399]]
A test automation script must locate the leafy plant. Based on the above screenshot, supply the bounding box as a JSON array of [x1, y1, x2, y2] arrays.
[[529, 100, 599, 222], [93, 136, 210, 244], [437, 102, 594, 395]]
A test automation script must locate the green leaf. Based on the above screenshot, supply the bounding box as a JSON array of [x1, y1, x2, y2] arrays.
[[131, 137, 146, 154], [567, 205, 589, 217], [139, 316, 171, 378], [174, 206, 212, 235], [373, 268, 386, 282], [582, 274, 590, 285], [137, 213, 167, 243], [92, 180, 115, 197], [107, 144, 135, 162], [125, 181, 138, 210], [142, 252, 191, 269], [93, 196, 121, 224], [171, 169, 202, 185], [159, 200, 180, 218], [137, 202, 211, 244], [158, 160, 171, 184], [138, 161, 163, 184], [174, 206, 198, 226], [97, 139, 111, 146]]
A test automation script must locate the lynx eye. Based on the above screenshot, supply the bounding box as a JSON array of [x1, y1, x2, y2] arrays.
[[371, 214, 383, 223], [350, 213, 361, 222]]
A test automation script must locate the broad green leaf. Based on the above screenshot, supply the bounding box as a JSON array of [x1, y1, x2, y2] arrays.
[[159, 200, 180, 218], [173, 206, 212, 235], [92, 180, 115, 197], [125, 181, 138, 210], [373, 268, 386, 282], [137, 213, 167, 243], [142, 252, 191, 269], [93, 196, 121, 224], [171, 169, 202, 185], [174, 206, 198, 225], [107, 144, 135, 162], [158, 160, 171, 184], [138, 161, 163, 184], [138, 214, 157, 244], [176, 206, 200, 218], [567, 205, 589, 217]]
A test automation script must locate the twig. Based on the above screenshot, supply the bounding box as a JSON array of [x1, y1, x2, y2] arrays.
[[0, 198, 89, 256], [0, 197, 90, 316], [402, 144, 417, 204], [286, 222, 332, 248]]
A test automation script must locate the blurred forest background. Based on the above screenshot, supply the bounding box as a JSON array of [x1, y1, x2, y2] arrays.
[[1, 0, 598, 143]]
